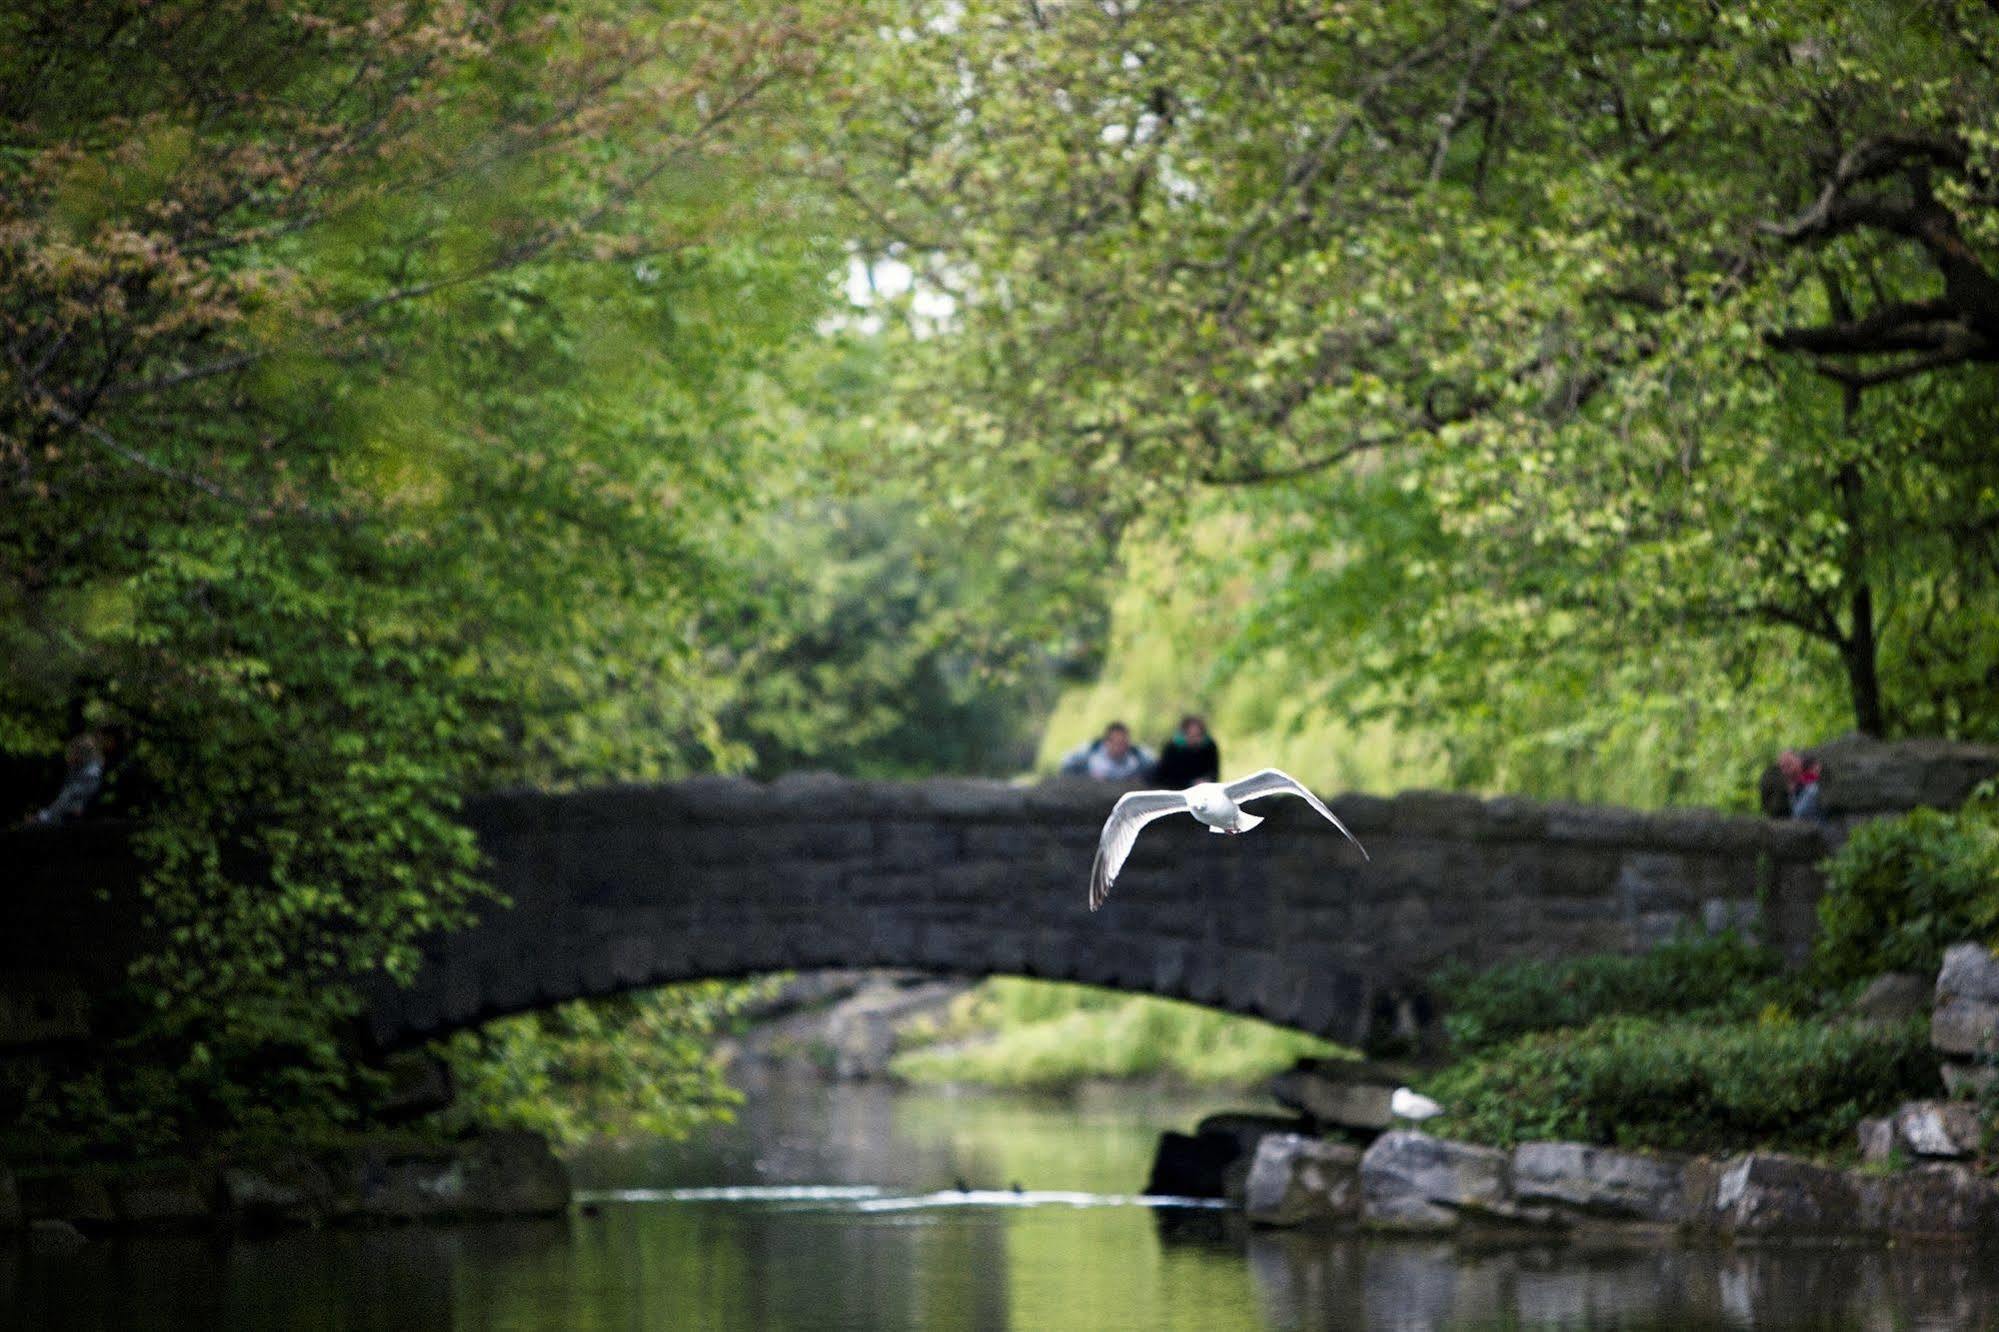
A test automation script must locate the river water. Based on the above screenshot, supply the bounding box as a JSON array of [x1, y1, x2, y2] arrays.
[[8, 1074, 1999, 1330]]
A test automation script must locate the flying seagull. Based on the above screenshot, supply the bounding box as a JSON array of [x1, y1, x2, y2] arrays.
[[1088, 768, 1368, 910], [1390, 1087, 1443, 1122]]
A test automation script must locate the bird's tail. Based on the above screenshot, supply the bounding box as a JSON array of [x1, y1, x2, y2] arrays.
[[1229, 811, 1265, 833]]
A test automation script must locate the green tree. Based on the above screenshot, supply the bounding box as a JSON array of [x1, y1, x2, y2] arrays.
[[720, 333, 1067, 778], [836, 0, 1999, 744], [1, 0, 846, 1146]]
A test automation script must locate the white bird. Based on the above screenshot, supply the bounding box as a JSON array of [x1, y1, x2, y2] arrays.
[[1390, 1087, 1443, 1122], [1088, 768, 1368, 911]]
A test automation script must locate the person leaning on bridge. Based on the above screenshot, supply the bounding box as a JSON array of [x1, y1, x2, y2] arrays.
[[1759, 748, 1828, 822], [1778, 749, 1827, 822], [1058, 721, 1156, 782], [1150, 714, 1220, 790]]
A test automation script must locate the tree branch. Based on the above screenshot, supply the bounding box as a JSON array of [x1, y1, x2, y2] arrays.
[[1760, 133, 1967, 242]]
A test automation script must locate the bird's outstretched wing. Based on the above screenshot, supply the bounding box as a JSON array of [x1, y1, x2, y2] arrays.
[[1222, 768, 1369, 860], [1090, 790, 1190, 911]]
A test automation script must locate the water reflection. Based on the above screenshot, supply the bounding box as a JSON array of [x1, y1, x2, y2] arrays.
[[7, 1076, 1999, 1330]]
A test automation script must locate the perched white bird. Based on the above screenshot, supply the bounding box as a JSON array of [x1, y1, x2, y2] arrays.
[[1088, 768, 1368, 911], [1390, 1087, 1443, 1122]]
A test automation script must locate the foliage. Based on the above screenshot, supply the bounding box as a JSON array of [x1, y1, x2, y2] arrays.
[[1434, 932, 1799, 1052], [437, 981, 769, 1148], [838, 0, 1999, 746], [1426, 1013, 1939, 1153], [719, 335, 1065, 779], [1812, 804, 1999, 988], [0, 0, 854, 1150], [889, 978, 1346, 1091], [1035, 510, 1846, 810], [1032, 513, 1447, 795]]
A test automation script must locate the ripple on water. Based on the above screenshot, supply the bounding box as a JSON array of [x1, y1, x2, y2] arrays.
[[574, 1183, 1229, 1213]]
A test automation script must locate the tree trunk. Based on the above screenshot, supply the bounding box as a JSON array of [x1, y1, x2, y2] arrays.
[[1836, 387, 1885, 737], [1841, 589, 1885, 737]]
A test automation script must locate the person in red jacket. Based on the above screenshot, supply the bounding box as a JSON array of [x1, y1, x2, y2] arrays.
[[1777, 749, 1825, 821]]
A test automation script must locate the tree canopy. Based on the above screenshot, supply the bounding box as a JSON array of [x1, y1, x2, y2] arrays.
[[837, 0, 1999, 742]]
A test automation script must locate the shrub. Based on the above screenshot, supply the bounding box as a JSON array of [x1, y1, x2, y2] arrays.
[[1812, 806, 1999, 989], [1425, 1014, 1938, 1153], [1434, 931, 1796, 1052]]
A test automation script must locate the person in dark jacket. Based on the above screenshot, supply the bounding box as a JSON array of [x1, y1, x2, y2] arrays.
[[1151, 715, 1220, 790]]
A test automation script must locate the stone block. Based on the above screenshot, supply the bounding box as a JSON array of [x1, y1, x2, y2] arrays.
[[1244, 1135, 1362, 1227], [28, 1219, 89, 1252], [1510, 1142, 1687, 1223], [1857, 1117, 1897, 1164], [1942, 1061, 1999, 1100], [1868, 1163, 1999, 1237], [1268, 1059, 1401, 1132], [913, 779, 1031, 821], [765, 772, 876, 820], [1222, 950, 1272, 1014], [1810, 736, 1999, 816], [761, 821, 876, 863], [960, 823, 1049, 860], [1931, 997, 1999, 1058], [654, 775, 765, 822], [1193, 1112, 1312, 1162], [1644, 808, 1752, 854], [1321, 792, 1393, 835], [1847, 972, 1933, 1027], [1617, 854, 1696, 918], [1481, 797, 1549, 840], [1711, 1153, 1865, 1237], [1141, 1116, 1310, 1205], [1891, 1100, 1984, 1159], [221, 1152, 335, 1225], [1701, 897, 1761, 938], [1543, 803, 1651, 848], [1938, 941, 1999, 1005], [875, 822, 959, 870], [1387, 791, 1491, 837], [1359, 1131, 1509, 1231]]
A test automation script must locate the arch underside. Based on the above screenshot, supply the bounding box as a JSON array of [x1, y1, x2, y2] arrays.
[[366, 923, 1395, 1052]]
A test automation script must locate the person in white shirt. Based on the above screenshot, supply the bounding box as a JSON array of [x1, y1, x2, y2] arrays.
[[1059, 721, 1156, 782]]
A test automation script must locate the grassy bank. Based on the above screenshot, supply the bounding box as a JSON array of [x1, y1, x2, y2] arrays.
[[890, 978, 1348, 1091]]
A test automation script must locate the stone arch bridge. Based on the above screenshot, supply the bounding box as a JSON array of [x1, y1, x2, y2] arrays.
[[10, 776, 1830, 1055], [371, 775, 1831, 1050]]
